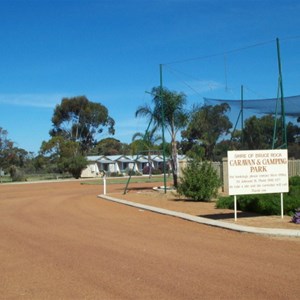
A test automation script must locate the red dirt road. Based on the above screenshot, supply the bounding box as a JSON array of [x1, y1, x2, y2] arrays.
[[1, 180, 300, 299]]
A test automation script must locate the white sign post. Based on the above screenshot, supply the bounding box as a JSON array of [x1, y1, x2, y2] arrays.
[[101, 171, 107, 195], [103, 175, 106, 195], [227, 149, 289, 221]]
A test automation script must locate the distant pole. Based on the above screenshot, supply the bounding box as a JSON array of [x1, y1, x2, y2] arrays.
[[160, 64, 167, 193], [234, 195, 237, 221], [272, 85, 280, 149], [241, 85, 244, 147], [276, 37, 287, 148]]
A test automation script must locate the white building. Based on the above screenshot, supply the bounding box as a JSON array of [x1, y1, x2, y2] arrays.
[[81, 154, 186, 178]]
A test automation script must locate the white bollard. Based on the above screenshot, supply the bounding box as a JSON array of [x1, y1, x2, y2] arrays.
[[103, 175, 106, 195]]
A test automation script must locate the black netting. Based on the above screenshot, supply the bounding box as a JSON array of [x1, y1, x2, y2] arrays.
[[204, 95, 300, 117]]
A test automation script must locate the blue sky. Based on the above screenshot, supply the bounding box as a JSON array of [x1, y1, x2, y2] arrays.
[[1, 0, 300, 154]]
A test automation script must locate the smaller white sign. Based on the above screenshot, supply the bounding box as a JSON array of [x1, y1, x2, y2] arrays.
[[228, 149, 289, 195]]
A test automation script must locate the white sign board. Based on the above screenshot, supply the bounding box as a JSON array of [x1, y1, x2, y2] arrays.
[[228, 149, 289, 195]]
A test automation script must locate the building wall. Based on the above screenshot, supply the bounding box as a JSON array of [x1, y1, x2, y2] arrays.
[[81, 163, 101, 178]]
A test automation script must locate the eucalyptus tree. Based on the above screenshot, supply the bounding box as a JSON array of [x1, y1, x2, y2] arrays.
[[0, 127, 35, 181], [243, 115, 274, 150], [182, 104, 232, 160], [40, 136, 87, 178], [135, 87, 188, 187], [243, 115, 300, 150], [50, 96, 115, 153], [0, 127, 14, 174], [93, 138, 129, 156]]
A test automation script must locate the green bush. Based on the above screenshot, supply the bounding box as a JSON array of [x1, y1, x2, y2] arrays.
[[110, 172, 124, 177], [177, 160, 221, 201], [289, 175, 300, 186], [61, 155, 87, 179], [246, 194, 280, 215], [216, 196, 234, 209], [127, 169, 141, 176], [283, 193, 300, 216], [152, 168, 162, 175], [9, 166, 27, 182], [216, 194, 279, 215], [216, 176, 300, 215]]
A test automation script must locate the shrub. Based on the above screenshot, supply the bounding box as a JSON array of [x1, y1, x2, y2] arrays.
[[216, 196, 234, 209], [216, 177, 300, 216], [67, 155, 88, 179], [289, 175, 300, 186], [291, 208, 300, 224], [110, 172, 123, 177], [9, 166, 27, 182], [127, 169, 141, 176], [152, 168, 162, 175], [177, 159, 221, 201], [283, 193, 300, 216]]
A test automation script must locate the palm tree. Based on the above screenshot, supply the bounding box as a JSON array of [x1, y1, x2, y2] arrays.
[[132, 127, 162, 177], [135, 87, 188, 187]]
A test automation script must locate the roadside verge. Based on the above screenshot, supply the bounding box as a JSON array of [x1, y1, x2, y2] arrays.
[[99, 194, 300, 238]]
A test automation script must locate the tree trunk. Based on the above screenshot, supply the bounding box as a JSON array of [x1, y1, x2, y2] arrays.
[[171, 158, 178, 188], [171, 129, 178, 188], [148, 151, 152, 178]]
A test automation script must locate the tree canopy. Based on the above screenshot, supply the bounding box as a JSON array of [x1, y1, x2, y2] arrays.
[[135, 87, 188, 187], [50, 96, 115, 153], [182, 104, 232, 160], [40, 136, 87, 178], [136, 87, 188, 137], [0, 128, 13, 171], [132, 127, 162, 152], [243, 115, 300, 150], [93, 138, 130, 156]]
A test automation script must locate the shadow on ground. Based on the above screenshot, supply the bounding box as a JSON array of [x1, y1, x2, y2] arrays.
[[125, 187, 156, 192], [199, 211, 261, 220]]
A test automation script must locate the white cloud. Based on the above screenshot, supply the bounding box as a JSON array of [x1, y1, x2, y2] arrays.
[[195, 80, 225, 93], [113, 116, 173, 144], [180, 79, 224, 95], [0, 93, 66, 108], [116, 117, 146, 128]]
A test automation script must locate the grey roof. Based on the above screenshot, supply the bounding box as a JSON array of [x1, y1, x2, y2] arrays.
[[87, 154, 186, 163], [98, 160, 114, 164]]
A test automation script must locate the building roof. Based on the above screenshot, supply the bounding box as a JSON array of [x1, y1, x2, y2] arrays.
[[87, 154, 186, 163]]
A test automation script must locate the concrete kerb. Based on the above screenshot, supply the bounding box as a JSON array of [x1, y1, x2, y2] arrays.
[[98, 194, 300, 238]]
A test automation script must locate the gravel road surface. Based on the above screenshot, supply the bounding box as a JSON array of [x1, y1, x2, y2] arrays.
[[1, 180, 299, 299]]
